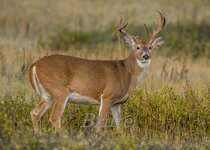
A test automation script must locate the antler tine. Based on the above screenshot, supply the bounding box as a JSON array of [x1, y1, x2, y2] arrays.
[[143, 23, 150, 40], [149, 11, 166, 43], [152, 21, 156, 32], [118, 17, 129, 35], [112, 17, 128, 36]]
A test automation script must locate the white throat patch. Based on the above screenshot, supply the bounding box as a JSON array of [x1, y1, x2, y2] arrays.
[[136, 59, 151, 69], [136, 59, 150, 85]]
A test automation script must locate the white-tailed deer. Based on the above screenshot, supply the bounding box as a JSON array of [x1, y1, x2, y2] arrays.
[[29, 12, 166, 133]]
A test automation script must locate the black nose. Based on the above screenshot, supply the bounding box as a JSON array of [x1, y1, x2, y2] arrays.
[[143, 54, 150, 60]]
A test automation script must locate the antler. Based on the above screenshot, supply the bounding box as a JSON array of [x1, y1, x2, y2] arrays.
[[117, 17, 129, 36], [143, 23, 150, 39], [112, 17, 134, 37], [149, 11, 166, 43], [112, 17, 126, 36], [112, 17, 139, 47]]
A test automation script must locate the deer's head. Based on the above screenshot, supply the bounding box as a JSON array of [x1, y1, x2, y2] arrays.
[[117, 12, 166, 68]]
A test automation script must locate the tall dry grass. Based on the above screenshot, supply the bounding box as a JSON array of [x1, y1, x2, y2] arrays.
[[0, 0, 210, 42], [0, 46, 210, 149], [0, 46, 209, 98]]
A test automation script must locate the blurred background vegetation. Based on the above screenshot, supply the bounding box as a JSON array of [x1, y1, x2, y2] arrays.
[[0, 0, 210, 58], [0, 0, 210, 149]]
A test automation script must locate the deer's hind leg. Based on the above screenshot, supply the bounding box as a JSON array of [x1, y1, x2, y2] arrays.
[[49, 92, 69, 132], [30, 66, 53, 133], [30, 96, 52, 133]]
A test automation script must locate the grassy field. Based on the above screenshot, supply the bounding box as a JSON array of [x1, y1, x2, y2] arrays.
[[0, 0, 210, 149]]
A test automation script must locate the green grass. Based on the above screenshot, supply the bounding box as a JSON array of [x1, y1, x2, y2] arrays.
[[0, 85, 209, 149]]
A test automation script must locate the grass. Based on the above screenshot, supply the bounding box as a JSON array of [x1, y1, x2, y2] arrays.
[[37, 22, 210, 58], [0, 46, 209, 149], [0, 85, 209, 149], [0, 0, 210, 35], [0, 37, 210, 149]]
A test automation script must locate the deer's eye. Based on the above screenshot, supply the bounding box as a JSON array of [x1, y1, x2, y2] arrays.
[[148, 46, 152, 50], [136, 46, 141, 50]]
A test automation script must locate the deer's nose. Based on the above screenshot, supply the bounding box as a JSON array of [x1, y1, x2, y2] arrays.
[[143, 54, 150, 60]]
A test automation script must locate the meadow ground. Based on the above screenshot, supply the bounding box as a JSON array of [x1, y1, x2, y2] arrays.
[[0, 47, 209, 149], [0, 0, 210, 149]]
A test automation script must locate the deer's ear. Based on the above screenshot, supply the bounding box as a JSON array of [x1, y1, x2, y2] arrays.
[[123, 35, 136, 48], [151, 36, 165, 49]]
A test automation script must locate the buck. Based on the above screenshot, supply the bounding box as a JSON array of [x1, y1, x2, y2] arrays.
[[29, 12, 166, 133]]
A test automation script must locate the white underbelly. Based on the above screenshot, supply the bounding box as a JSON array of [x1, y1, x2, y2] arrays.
[[67, 92, 129, 105], [113, 93, 129, 104], [68, 92, 100, 105]]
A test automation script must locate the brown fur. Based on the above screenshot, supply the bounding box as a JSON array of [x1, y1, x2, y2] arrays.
[[29, 51, 144, 133], [31, 52, 143, 101]]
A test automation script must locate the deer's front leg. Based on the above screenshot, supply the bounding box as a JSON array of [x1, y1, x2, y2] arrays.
[[96, 95, 111, 133], [111, 104, 121, 129]]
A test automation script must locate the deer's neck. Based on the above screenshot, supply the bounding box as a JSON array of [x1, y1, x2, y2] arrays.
[[123, 51, 150, 92]]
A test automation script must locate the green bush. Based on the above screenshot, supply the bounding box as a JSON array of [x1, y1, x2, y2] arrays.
[[0, 85, 209, 149], [38, 26, 116, 51]]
